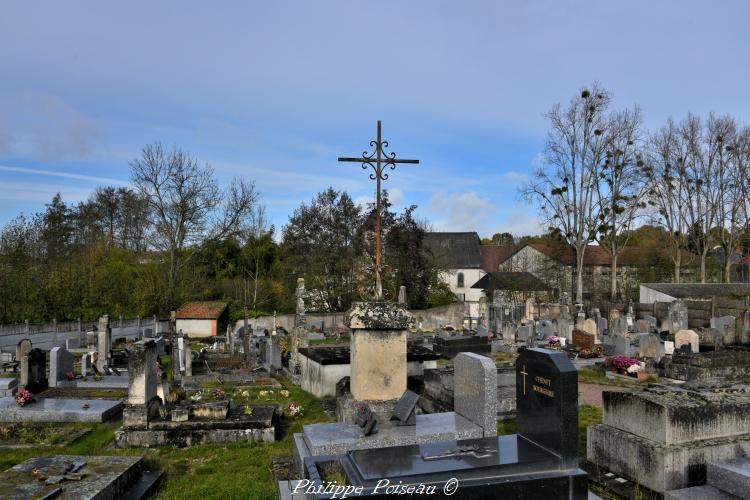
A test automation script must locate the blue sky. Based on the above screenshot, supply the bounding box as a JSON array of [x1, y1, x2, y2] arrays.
[[1, 2, 749, 238]]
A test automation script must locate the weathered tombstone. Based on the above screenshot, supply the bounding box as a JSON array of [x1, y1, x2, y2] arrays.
[[81, 352, 93, 377], [582, 318, 597, 342], [454, 352, 497, 437], [390, 389, 419, 426], [597, 317, 608, 337], [636, 319, 651, 334], [516, 348, 578, 468], [559, 317, 572, 342], [609, 308, 621, 329], [538, 320, 553, 339], [123, 339, 160, 428], [572, 329, 595, 350], [397, 285, 407, 306], [48, 346, 74, 388], [516, 324, 534, 343], [154, 336, 165, 356], [710, 315, 736, 345], [637, 333, 664, 360], [614, 336, 635, 357], [268, 335, 282, 371], [736, 315, 750, 346], [85, 330, 97, 349], [15, 339, 32, 363], [26, 348, 47, 393], [96, 316, 111, 371], [668, 300, 689, 334], [674, 329, 699, 353], [183, 336, 192, 377], [19, 355, 29, 387], [642, 315, 658, 331]]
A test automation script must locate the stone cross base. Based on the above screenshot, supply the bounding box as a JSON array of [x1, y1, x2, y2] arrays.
[[335, 391, 399, 425], [122, 398, 161, 430]]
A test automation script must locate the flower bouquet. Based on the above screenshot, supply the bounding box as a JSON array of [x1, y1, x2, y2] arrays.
[[606, 355, 642, 375], [65, 371, 77, 381], [15, 388, 34, 407], [285, 402, 303, 418], [547, 336, 562, 347]]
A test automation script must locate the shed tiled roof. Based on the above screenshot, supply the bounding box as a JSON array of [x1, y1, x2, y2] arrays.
[[471, 271, 549, 292], [175, 301, 228, 319]]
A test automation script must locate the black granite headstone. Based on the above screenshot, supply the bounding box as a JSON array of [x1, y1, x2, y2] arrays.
[[26, 348, 48, 393], [516, 347, 578, 468], [390, 390, 419, 426]]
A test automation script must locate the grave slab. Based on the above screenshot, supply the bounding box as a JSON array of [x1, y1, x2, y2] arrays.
[[0, 397, 123, 423]]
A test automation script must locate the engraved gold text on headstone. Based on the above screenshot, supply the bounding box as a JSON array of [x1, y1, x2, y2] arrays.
[[532, 375, 554, 398]]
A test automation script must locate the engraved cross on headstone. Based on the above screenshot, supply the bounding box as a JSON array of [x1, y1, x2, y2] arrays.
[[339, 121, 419, 301]]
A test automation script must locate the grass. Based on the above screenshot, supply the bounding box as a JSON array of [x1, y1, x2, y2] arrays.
[[577, 367, 647, 387], [497, 404, 602, 459], [308, 336, 348, 346], [0, 378, 332, 500]]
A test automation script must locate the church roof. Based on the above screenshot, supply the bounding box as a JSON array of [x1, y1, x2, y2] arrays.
[[424, 232, 482, 269], [479, 245, 516, 272]]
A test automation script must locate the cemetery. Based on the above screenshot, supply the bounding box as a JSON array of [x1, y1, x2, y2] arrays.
[[3, 9, 750, 497]]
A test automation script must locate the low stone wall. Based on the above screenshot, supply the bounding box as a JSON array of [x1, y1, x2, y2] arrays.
[[234, 302, 466, 334], [664, 350, 750, 384]]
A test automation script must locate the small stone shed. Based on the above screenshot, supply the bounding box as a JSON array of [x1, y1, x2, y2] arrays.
[[175, 301, 229, 338]]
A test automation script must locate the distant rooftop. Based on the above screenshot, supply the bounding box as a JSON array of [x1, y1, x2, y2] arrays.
[[424, 232, 482, 269], [175, 301, 228, 319]]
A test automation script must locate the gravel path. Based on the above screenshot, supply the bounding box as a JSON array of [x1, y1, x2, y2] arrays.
[[578, 382, 631, 408]]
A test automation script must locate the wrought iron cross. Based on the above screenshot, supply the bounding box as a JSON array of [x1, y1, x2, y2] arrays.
[[338, 121, 419, 301]]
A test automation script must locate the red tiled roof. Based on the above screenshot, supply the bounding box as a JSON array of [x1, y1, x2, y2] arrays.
[[479, 245, 516, 272], [175, 301, 228, 319], [523, 243, 696, 267]]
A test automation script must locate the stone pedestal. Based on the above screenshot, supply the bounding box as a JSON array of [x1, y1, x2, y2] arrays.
[[348, 301, 411, 401]]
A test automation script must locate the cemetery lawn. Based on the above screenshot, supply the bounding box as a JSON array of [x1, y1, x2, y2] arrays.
[[0, 379, 332, 500], [497, 404, 602, 457]]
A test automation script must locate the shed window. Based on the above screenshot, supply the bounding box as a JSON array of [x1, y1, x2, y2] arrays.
[[457, 272, 465, 288]]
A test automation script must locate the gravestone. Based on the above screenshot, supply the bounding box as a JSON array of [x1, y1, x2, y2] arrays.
[[267, 335, 282, 371], [538, 320, 554, 339], [572, 329, 594, 350], [668, 300, 689, 334], [516, 348, 579, 468], [397, 285, 407, 306], [26, 348, 48, 393], [516, 324, 534, 343], [15, 339, 32, 363], [48, 346, 74, 388], [559, 317, 572, 342], [736, 314, 750, 346], [597, 317, 608, 337], [711, 315, 736, 345], [675, 329, 699, 353], [123, 339, 160, 429], [81, 352, 93, 377], [454, 352, 497, 437], [390, 389, 419, 426], [614, 336, 635, 357], [582, 318, 597, 341], [96, 315, 111, 371], [611, 315, 628, 336], [637, 333, 664, 359], [183, 336, 192, 377], [636, 319, 652, 333], [642, 315, 657, 331]]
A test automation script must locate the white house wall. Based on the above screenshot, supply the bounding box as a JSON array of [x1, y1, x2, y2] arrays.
[[175, 319, 213, 338]]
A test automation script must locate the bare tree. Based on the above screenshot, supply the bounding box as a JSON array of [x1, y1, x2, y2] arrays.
[[646, 119, 693, 282], [594, 107, 647, 300], [130, 142, 257, 307], [717, 120, 750, 282], [522, 84, 611, 304]]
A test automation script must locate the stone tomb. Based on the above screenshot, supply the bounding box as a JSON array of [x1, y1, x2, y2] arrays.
[[664, 349, 750, 384], [589, 386, 750, 493], [0, 455, 161, 499], [572, 329, 595, 350], [115, 338, 279, 448], [288, 348, 586, 499], [674, 329, 699, 353], [48, 346, 74, 388], [294, 352, 499, 475], [0, 396, 123, 423], [432, 333, 490, 358]]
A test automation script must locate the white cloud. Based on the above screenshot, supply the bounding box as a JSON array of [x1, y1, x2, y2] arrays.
[[493, 211, 545, 237], [428, 191, 495, 231], [0, 165, 128, 186], [0, 92, 104, 160], [502, 171, 529, 183], [386, 187, 404, 205], [0, 180, 94, 204]]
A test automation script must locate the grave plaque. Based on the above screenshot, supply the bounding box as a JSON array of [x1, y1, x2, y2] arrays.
[[572, 329, 594, 350], [390, 389, 419, 426], [516, 348, 578, 468]]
